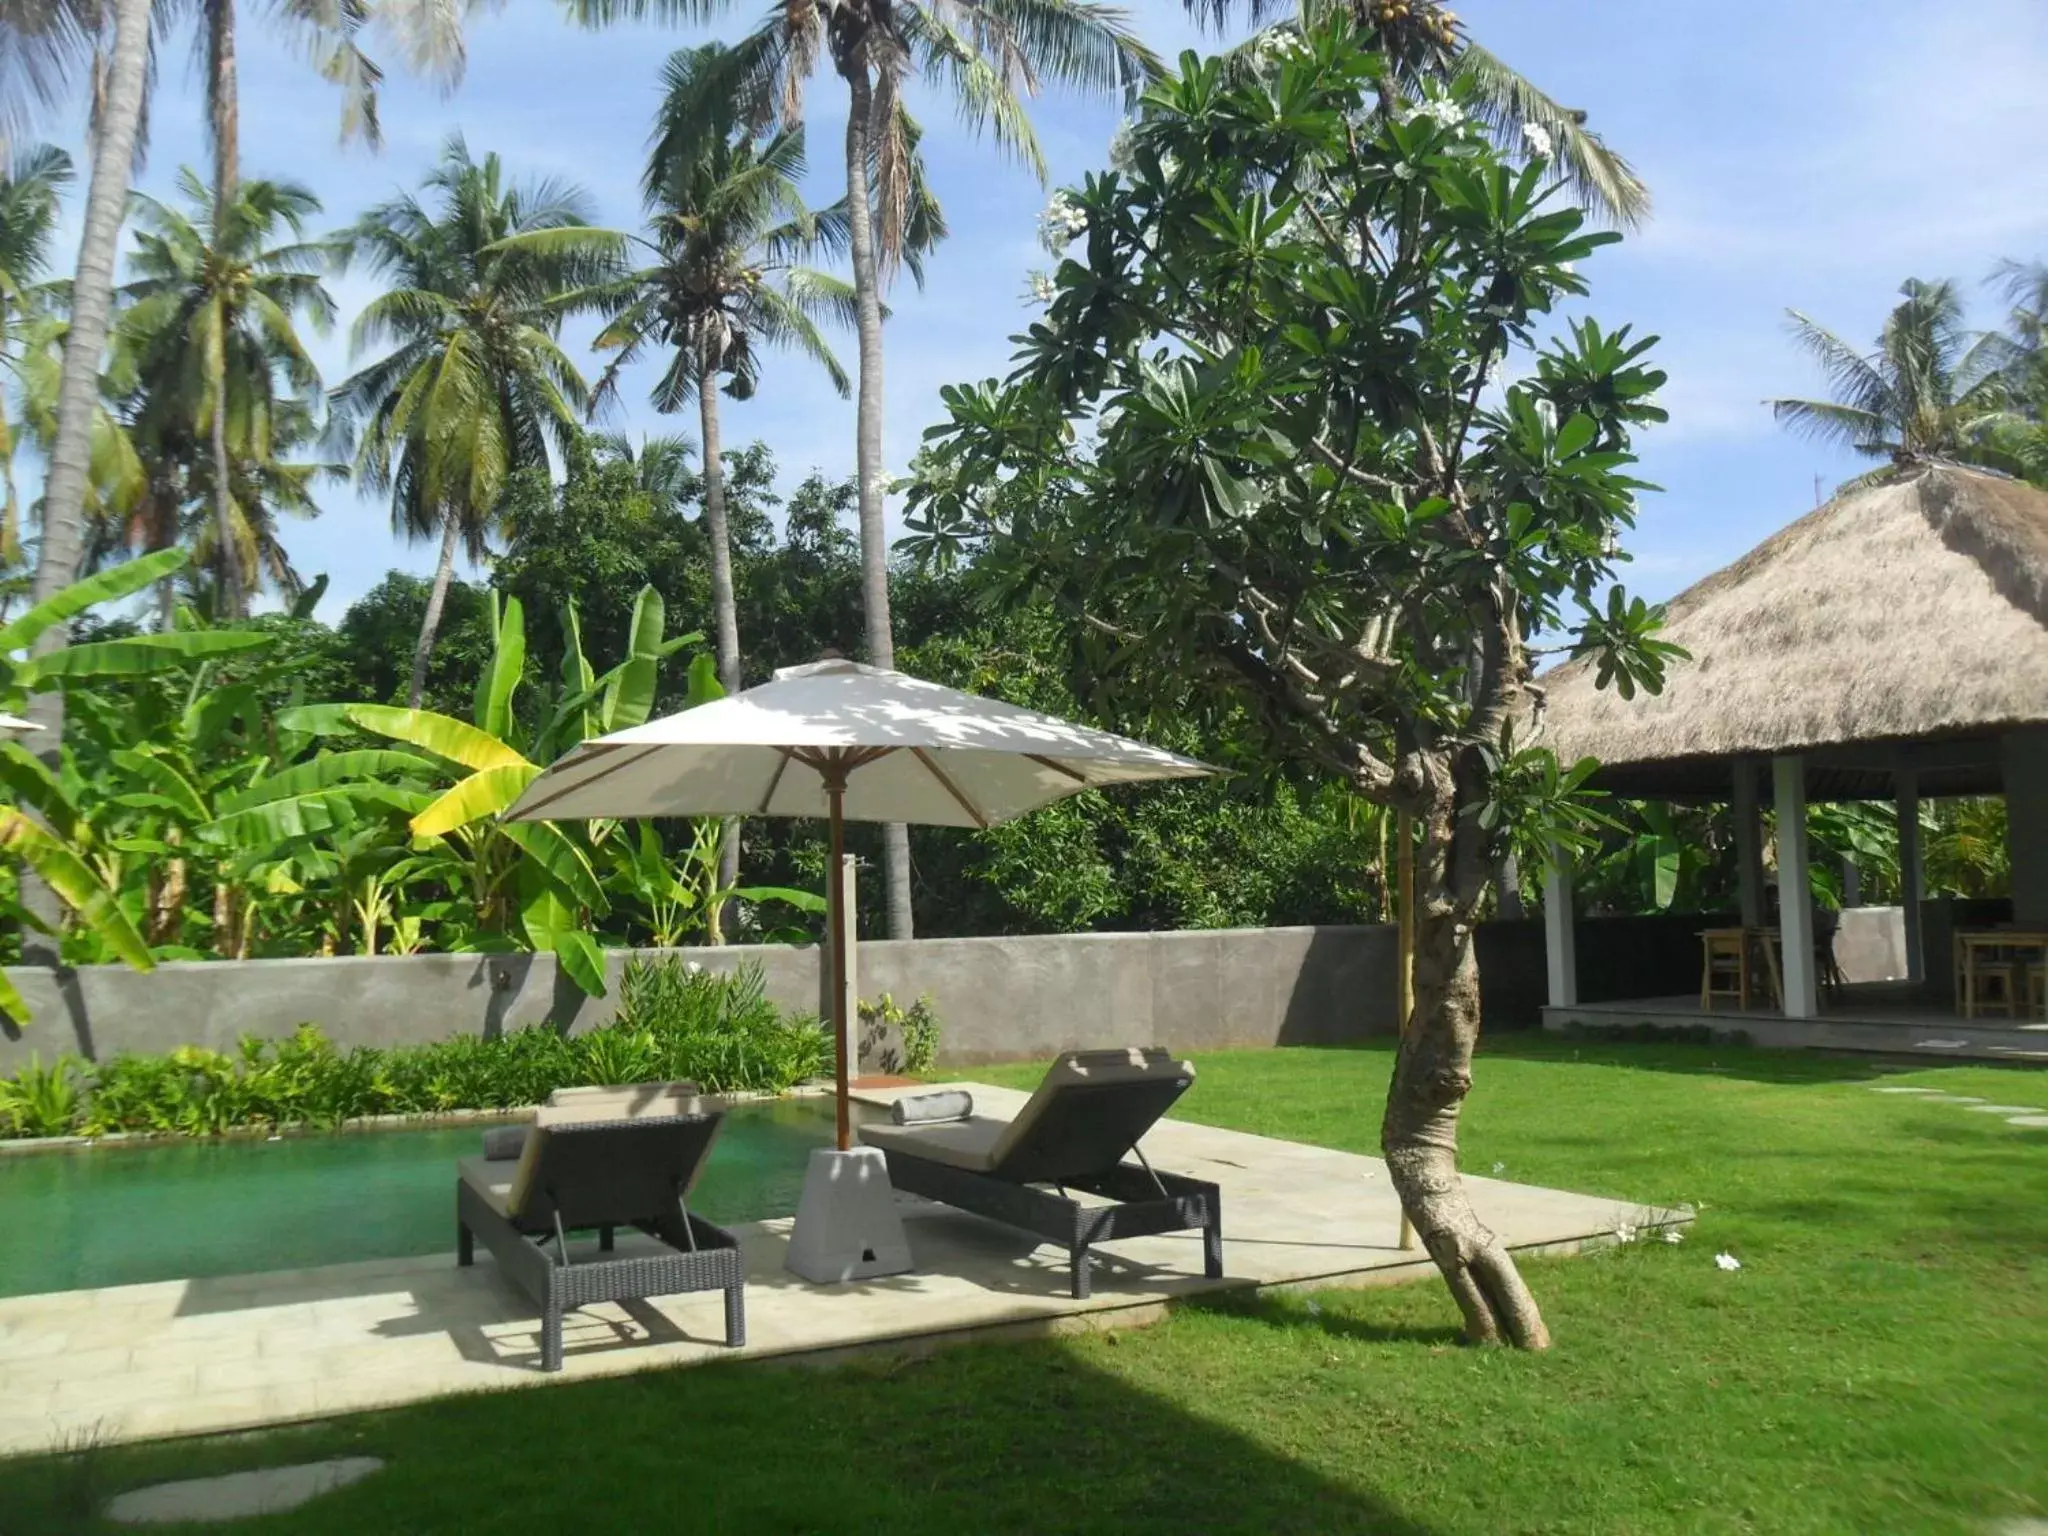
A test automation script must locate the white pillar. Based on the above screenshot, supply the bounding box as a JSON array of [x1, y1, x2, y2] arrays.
[[2003, 727, 2048, 926], [1773, 754, 1819, 1018], [1896, 772, 1925, 985], [1543, 846, 1578, 1008], [1733, 760, 1766, 930]]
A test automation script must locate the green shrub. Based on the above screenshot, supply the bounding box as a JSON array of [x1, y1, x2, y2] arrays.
[[858, 993, 942, 1076], [0, 963, 825, 1141]]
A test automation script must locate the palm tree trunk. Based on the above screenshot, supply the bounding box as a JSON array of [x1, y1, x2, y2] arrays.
[[698, 361, 742, 943], [407, 513, 462, 708], [19, 0, 152, 966], [840, 55, 913, 940], [207, 0, 242, 619]]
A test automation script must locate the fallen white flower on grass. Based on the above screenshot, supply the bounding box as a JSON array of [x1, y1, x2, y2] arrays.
[[1662, 1228, 1685, 1245], [1715, 1252, 1742, 1272], [1614, 1222, 1638, 1244], [1491, 1161, 1505, 1174]]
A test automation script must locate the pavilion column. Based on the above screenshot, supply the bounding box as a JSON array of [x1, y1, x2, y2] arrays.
[[1772, 754, 1819, 1019], [1732, 759, 1766, 930], [1543, 845, 1578, 1008], [1895, 771, 1925, 985], [2003, 727, 2048, 926]]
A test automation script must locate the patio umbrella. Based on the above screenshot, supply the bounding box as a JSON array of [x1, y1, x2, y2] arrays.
[[505, 658, 1218, 1151]]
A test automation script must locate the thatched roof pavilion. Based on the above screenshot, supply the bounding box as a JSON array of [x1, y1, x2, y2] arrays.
[[1534, 463, 2048, 1018], [1539, 464, 2048, 801]]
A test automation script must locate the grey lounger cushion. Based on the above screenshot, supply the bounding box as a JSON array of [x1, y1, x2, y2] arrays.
[[860, 1048, 1191, 1174], [457, 1155, 518, 1218], [482, 1125, 528, 1161], [891, 1089, 973, 1125]]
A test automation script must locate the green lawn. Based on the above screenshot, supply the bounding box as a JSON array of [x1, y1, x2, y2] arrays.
[[7, 1036, 2047, 1534]]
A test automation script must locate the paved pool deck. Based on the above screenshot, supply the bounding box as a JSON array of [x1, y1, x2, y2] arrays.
[[0, 1083, 1689, 1456]]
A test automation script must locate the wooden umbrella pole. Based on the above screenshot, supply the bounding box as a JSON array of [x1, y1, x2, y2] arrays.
[[1396, 809, 1418, 1252], [826, 767, 851, 1152]]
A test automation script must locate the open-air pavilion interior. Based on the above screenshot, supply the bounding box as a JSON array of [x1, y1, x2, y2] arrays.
[[1535, 465, 2048, 1060]]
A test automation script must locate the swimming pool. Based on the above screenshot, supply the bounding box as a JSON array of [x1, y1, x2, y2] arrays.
[[0, 1097, 833, 1298]]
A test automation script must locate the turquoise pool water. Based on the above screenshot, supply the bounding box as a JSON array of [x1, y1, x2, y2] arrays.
[[0, 1099, 832, 1298]]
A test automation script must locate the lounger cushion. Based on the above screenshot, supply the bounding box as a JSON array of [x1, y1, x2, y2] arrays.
[[859, 1116, 1006, 1172], [988, 1048, 1192, 1168], [458, 1155, 517, 1219], [507, 1085, 704, 1215], [891, 1089, 974, 1125], [481, 1125, 528, 1161]]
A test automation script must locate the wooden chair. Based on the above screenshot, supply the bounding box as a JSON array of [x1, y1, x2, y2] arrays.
[[1700, 930, 1747, 1011]]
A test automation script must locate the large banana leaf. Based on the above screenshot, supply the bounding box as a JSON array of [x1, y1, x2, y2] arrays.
[[0, 742, 87, 842], [341, 705, 531, 773], [205, 753, 439, 844], [111, 750, 210, 824], [519, 877, 607, 999], [0, 966, 30, 1029], [600, 585, 666, 733], [500, 818, 609, 915], [476, 595, 525, 744], [0, 808, 154, 972], [15, 630, 272, 686], [0, 547, 188, 654], [410, 763, 542, 838]]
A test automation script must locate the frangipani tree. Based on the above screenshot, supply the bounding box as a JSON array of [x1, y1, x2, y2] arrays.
[[907, 25, 1679, 1347]]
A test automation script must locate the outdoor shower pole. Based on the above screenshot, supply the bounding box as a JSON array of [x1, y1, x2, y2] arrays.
[[1396, 810, 1419, 1252], [825, 762, 852, 1152]]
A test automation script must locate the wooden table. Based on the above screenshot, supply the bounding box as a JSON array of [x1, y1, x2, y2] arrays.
[[1958, 930, 2048, 1020]]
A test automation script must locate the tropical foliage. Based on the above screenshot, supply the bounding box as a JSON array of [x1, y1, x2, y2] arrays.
[[0, 961, 828, 1140]]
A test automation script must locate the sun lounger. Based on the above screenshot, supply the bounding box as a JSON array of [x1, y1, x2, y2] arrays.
[[456, 1082, 745, 1371], [858, 1049, 1223, 1299]]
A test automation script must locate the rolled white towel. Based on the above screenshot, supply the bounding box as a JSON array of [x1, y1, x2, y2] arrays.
[[891, 1089, 973, 1125]]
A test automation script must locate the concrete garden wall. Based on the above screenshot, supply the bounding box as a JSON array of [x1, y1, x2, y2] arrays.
[[0, 925, 1402, 1075], [0, 905, 1913, 1076]]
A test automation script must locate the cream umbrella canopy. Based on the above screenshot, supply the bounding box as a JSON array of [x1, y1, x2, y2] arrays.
[[505, 659, 1219, 1149]]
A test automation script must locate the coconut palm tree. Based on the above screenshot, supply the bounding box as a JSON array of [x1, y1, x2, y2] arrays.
[[110, 170, 334, 617], [593, 41, 853, 913], [569, 0, 1152, 940], [0, 141, 71, 558], [589, 430, 695, 521], [1962, 260, 2048, 489], [1769, 279, 2008, 481], [330, 137, 623, 707]]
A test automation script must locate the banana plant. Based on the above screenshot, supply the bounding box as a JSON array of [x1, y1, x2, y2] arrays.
[[0, 549, 273, 1023], [285, 585, 703, 996], [608, 818, 825, 947]]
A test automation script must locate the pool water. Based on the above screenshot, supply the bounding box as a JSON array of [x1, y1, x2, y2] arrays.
[[0, 1099, 832, 1298]]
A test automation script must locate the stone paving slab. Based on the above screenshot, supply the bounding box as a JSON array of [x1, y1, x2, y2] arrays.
[[0, 1085, 1687, 1455]]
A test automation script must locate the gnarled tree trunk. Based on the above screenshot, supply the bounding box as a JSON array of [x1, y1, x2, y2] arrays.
[[1381, 766, 1550, 1349]]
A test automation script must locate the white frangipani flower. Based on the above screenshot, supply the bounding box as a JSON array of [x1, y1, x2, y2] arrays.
[[1415, 96, 1464, 128], [1027, 271, 1057, 305], [1615, 1222, 1638, 1244], [1662, 1228, 1685, 1245], [1037, 191, 1088, 252], [1521, 122, 1553, 159], [1714, 1251, 1742, 1272], [1391, 162, 1416, 183]]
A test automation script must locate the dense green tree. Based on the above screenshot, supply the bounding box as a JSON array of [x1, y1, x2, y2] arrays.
[[330, 138, 623, 707], [333, 570, 494, 713], [908, 25, 1680, 1345]]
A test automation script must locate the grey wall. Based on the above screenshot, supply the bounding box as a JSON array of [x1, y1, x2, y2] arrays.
[[0, 925, 1404, 1075]]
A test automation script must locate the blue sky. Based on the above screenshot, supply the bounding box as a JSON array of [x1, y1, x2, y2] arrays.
[[28, 0, 2048, 618]]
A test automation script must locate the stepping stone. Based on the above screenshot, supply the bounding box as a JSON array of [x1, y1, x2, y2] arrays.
[[1870, 1085, 1939, 1093], [1920, 1095, 1986, 1104], [106, 1458, 383, 1525], [2007, 1116, 2048, 1129], [1966, 1105, 2043, 1115]]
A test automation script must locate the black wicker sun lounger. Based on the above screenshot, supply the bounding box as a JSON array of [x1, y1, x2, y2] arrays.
[[858, 1048, 1223, 1300], [456, 1082, 746, 1371]]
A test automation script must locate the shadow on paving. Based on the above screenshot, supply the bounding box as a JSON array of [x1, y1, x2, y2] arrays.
[[0, 1338, 1436, 1536]]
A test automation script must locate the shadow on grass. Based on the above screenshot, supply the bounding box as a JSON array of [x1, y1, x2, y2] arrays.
[[1182, 1287, 1463, 1349], [0, 1339, 1438, 1536]]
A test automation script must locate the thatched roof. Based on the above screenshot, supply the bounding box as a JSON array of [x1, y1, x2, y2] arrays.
[[1538, 464, 2048, 800]]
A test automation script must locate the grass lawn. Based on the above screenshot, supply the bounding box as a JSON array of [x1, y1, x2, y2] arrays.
[[5, 1035, 2046, 1534]]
